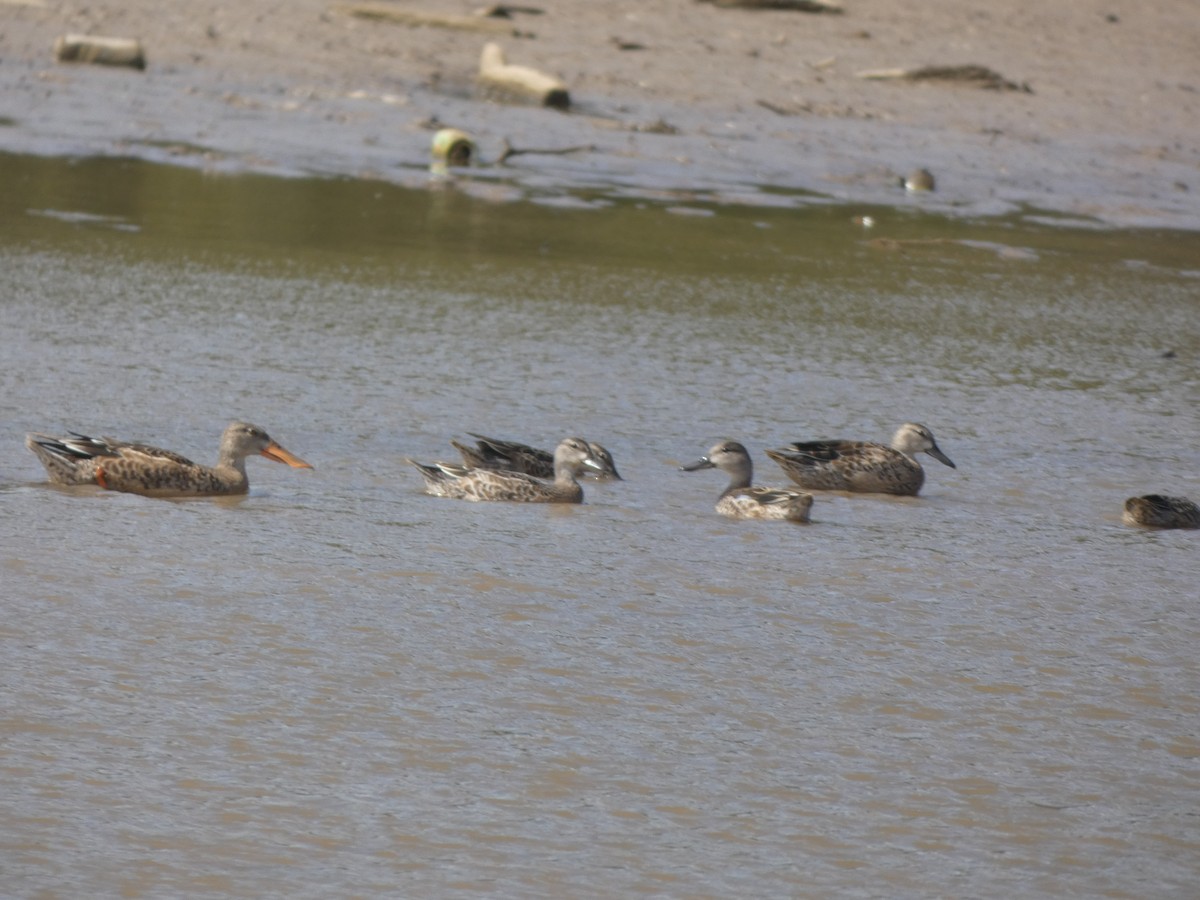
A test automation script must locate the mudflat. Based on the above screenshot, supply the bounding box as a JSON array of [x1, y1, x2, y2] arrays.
[[3, 0, 1198, 228]]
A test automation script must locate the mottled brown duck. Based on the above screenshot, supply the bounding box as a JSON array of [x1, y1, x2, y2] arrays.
[[681, 440, 813, 522], [767, 422, 955, 496], [409, 436, 601, 503], [451, 433, 621, 480], [1122, 495, 1200, 529], [26, 421, 312, 497]]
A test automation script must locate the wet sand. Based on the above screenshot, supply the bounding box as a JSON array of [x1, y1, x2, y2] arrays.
[[3, 0, 1199, 228]]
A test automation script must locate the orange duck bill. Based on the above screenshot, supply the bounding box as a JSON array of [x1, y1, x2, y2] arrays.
[[260, 441, 314, 468]]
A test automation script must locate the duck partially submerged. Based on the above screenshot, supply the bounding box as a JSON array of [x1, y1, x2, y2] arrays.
[[1122, 495, 1200, 529], [26, 421, 313, 497], [681, 440, 813, 522], [451, 433, 621, 480], [409, 436, 602, 503], [767, 422, 955, 496]]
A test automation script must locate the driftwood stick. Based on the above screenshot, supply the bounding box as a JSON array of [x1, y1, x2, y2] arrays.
[[857, 64, 1029, 92], [339, 4, 514, 34], [478, 42, 570, 109], [497, 138, 594, 164], [431, 128, 477, 166], [698, 0, 842, 11], [475, 4, 545, 16], [54, 34, 146, 70]]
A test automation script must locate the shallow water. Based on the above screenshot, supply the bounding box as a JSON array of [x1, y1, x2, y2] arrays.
[[2, 153, 1199, 898]]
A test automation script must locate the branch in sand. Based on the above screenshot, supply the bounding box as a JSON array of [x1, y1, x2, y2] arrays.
[[338, 3, 516, 34], [698, 0, 842, 12], [857, 64, 1032, 92], [496, 138, 595, 164]]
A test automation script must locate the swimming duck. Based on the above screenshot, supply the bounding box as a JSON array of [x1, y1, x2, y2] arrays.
[[766, 422, 955, 496], [901, 167, 936, 192], [25, 421, 313, 497], [409, 436, 602, 503], [1122, 494, 1200, 529], [451, 433, 621, 480], [681, 440, 813, 522]]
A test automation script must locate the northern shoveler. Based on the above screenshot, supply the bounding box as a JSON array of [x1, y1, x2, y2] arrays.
[[681, 440, 813, 522], [767, 422, 955, 496], [451, 433, 621, 480], [1123, 494, 1200, 529], [408, 436, 602, 503], [26, 421, 312, 497]]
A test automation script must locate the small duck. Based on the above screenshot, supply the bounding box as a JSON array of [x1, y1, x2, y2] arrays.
[[451, 433, 621, 480], [766, 422, 955, 496], [25, 421, 313, 497], [681, 440, 813, 522], [408, 436, 602, 503], [1122, 495, 1200, 529], [901, 167, 936, 192]]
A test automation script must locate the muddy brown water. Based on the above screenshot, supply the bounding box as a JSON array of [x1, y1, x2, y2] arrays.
[[2, 152, 1198, 897]]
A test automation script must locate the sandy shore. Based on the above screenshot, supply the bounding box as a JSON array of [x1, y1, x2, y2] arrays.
[[3, 0, 1199, 229]]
